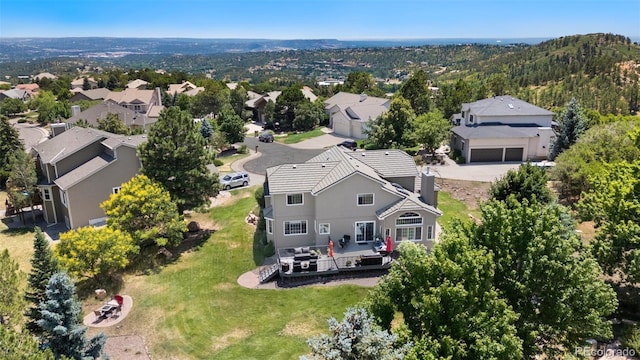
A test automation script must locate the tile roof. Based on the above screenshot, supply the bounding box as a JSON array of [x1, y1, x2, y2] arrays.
[[106, 88, 155, 105], [376, 193, 441, 219], [71, 77, 97, 86], [462, 96, 554, 117], [54, 153, 113, 190], [66, 101, 138, 127], [307, 147, 417, 178], [34, 72, 57, 80], [126, 79, 149, 89], [452, 124, 547, 139], [33, 127, 114, 164], [77, 88, 111, 100]]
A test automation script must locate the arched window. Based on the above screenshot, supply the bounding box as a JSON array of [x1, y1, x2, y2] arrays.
[[396, 212, 422, 226], [395, 212, 425, 242]]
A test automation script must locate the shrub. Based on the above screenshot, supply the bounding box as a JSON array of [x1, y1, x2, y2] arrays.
[[238, 144, 248, 154], [254, 187, 265, 209], [622, 325, 640, 355], [213, 159, 223, 166], [17, 118, 27, 123]]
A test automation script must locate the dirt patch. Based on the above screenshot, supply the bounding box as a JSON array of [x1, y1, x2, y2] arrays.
[[437, 178, 491, 210], [280, 321, 317, 338], [104, 335, 151, 360], [210, 328, 252, 352]]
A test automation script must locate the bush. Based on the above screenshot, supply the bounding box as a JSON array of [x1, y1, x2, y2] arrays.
[[213, 159, 223, 166], [238, 144, 248, 154], [264, 240, 275, 257], [17, 118, 27, 123], [622, 325, 640, 355], [449, 149, 466, 164], [254, 187, 265, 209]]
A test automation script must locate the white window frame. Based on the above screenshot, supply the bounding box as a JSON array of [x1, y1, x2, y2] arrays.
[[318, 223, 330, 235], [284, 220, 308, 236], [396, 212, 423, 226], [356, 193, 374, 206], [60, 189, 68, 207], [266, 219, 273, 234], [427, 225, 433, 240], [112, 186, 121, 194], [396, 226, 422, 242], [286, 193, 304, 206], [355, 221, 375, 243]]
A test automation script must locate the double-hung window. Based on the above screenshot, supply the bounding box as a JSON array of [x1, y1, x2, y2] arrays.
[[266, 219, 273, 234], [284, 220, 307, 235]]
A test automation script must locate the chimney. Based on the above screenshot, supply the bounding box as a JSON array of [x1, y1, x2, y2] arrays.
[[71, 105, 81, 117], [359, 93, 367, 102], [420, 168, 438, 207]]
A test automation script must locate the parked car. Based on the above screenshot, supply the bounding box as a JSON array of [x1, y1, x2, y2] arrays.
[[337, 140, 358, 150], [258, 131, 274, 142], [220, 172, 250, 190]]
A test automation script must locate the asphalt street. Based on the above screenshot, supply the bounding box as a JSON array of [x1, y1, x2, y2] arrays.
[[241, 136, 325, 175]]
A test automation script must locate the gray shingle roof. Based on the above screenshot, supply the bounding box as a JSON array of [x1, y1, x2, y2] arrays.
[[376, 193, 442, 219], [33, 127, 114, 164], [462, 96, 554, 117], [325, 92, 389, 122], [66, 101, 138, 127], [101, 134, 148, 149], [73, 88, 111, 101], [54, 153, 113, 190], [307, 147, 417, 178], [452, 124, 546, 139]]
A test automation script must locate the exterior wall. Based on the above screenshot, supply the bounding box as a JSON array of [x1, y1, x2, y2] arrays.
[[54, 141, 104, 178], [473, 114, 552, 127], [527, 127, 554, 159], [270, 192, 316, 249], [333, 114, 351, 138], [385, 176, 416, 192], [379, 209, 438, 250], [65, 146, 140, 228], [313, 174, 401, 246]]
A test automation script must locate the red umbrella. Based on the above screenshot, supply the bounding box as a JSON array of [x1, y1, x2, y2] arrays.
[[386, 235, 393, 253], [329, 239, 334, 257]]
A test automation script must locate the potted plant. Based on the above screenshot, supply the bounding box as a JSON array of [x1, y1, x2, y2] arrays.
[[345, 260, 352, 267]]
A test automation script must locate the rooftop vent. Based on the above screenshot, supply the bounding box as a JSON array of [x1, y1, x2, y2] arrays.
[[385, 151, 389, 155], [508, 104, 514, 109], [361, 152, 366, 156], [321, 163, 326, 168], [292, 164, 297, 169]]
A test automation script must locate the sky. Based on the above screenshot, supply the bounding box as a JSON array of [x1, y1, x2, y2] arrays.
[[0, 0, 638, 40]]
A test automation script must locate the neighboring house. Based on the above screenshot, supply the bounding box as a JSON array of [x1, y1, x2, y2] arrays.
[[0, 89, 30, 101], [69, 88, 112, 102], [126, 79, 149, 89], [450, 96, 555, 163], [34, 72, 57, 81], [105, 87, 164, 120], [264, 146, 441, 253], [324, 92, 390, 139], [246, 87, 318, 123], [167, 81, 204, 96], [66, 101, 157, 130], [31, 127, 147, 229], [71, 77, 98, 90], [15, 83, 40, 96]]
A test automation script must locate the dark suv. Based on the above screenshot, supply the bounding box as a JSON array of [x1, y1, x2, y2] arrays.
[[258, 131, 274, 143], [337, 140, 358, 150]]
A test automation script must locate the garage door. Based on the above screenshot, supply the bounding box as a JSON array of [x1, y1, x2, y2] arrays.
[[333, 119, 350, 138], [470, 148, 503, 162], [504, 148, 524, 162]]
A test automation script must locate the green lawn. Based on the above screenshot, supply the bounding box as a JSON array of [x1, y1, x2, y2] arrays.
[[94, 189, 370, 359], [277, 129, 325, 144], [216, 152, 251, 172], [437, 191, 481, 228]]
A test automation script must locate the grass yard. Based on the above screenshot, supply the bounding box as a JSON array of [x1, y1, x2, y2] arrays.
[[277, 129, 325, 144], [437, 191, 481, 228], [91, 189, 370, 359], [0, 221, 37, 274], [216, 152, 251, 173]]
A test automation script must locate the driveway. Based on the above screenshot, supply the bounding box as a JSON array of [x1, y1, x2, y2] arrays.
[[422, 157, 520, 182], [11, 119, 49, 150]]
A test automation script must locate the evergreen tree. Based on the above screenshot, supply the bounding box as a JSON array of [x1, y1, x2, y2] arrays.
[[0, 116, 22, 186], [302, 307, 410, 360], [274, 85, 307, 131], [550, 98, 588, 159], [37, 272, 106, 360], [199, 118, 213, 139], [25, 227, 60, 336], [398, 69, 432, 115], [138, 107, 221, 211], [0, 250, 24, 328]]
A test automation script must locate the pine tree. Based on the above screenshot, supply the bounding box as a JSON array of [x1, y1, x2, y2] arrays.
[[25, 227, 60, 336], [37, 272, 106, 359], [0, 116, 22, 187], [0, 250, 24, 328], [138, 107, 221, 211], [550, 98, 588, 159]]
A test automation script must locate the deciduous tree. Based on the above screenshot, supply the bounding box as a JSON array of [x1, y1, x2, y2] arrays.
[[398, 69, 432, 115], [0, 327, 55, 360], [55, 227, 137, 279], [138, 107, 221, 211], [0, 98, 27, 116], [301, 307, 410, 360], [101, 174, 186, 248], [411, 109, 451, 157], [7, 150, 37, 224], [366, 96, 415, 149], [37, 272, 106, 359], [367, 241, 522, 360], [25, 227, 60, 336], [217, 104, 246, 144], [97, 113, 130, 135], [489, 162, 554, 204], [293, 100, 325, 131], [274, 85, 308, 131]]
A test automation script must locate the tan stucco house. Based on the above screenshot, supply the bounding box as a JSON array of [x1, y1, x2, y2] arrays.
[[324, 92, 390, 140], [32, 127, 146, 229], [450, 96, 555, 163], [264, 146, 441, 252]]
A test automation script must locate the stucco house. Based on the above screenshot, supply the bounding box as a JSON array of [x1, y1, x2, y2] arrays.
[[167, 81, 204, 96], [71, 77, 98, 90], [105, 87, 164, 120], [0, 88, 30, 101], [264, 146, 440, 250], [450, 96, 555, 163], [246, 87, 317, 123], [69, 88, 112, 103], [126, 79, 149, 90], [32, 127, 146, 229], [324, 92, 390, 140]]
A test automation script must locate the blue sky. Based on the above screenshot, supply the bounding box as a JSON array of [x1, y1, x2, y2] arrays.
[[1, 0, 638, 39]]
